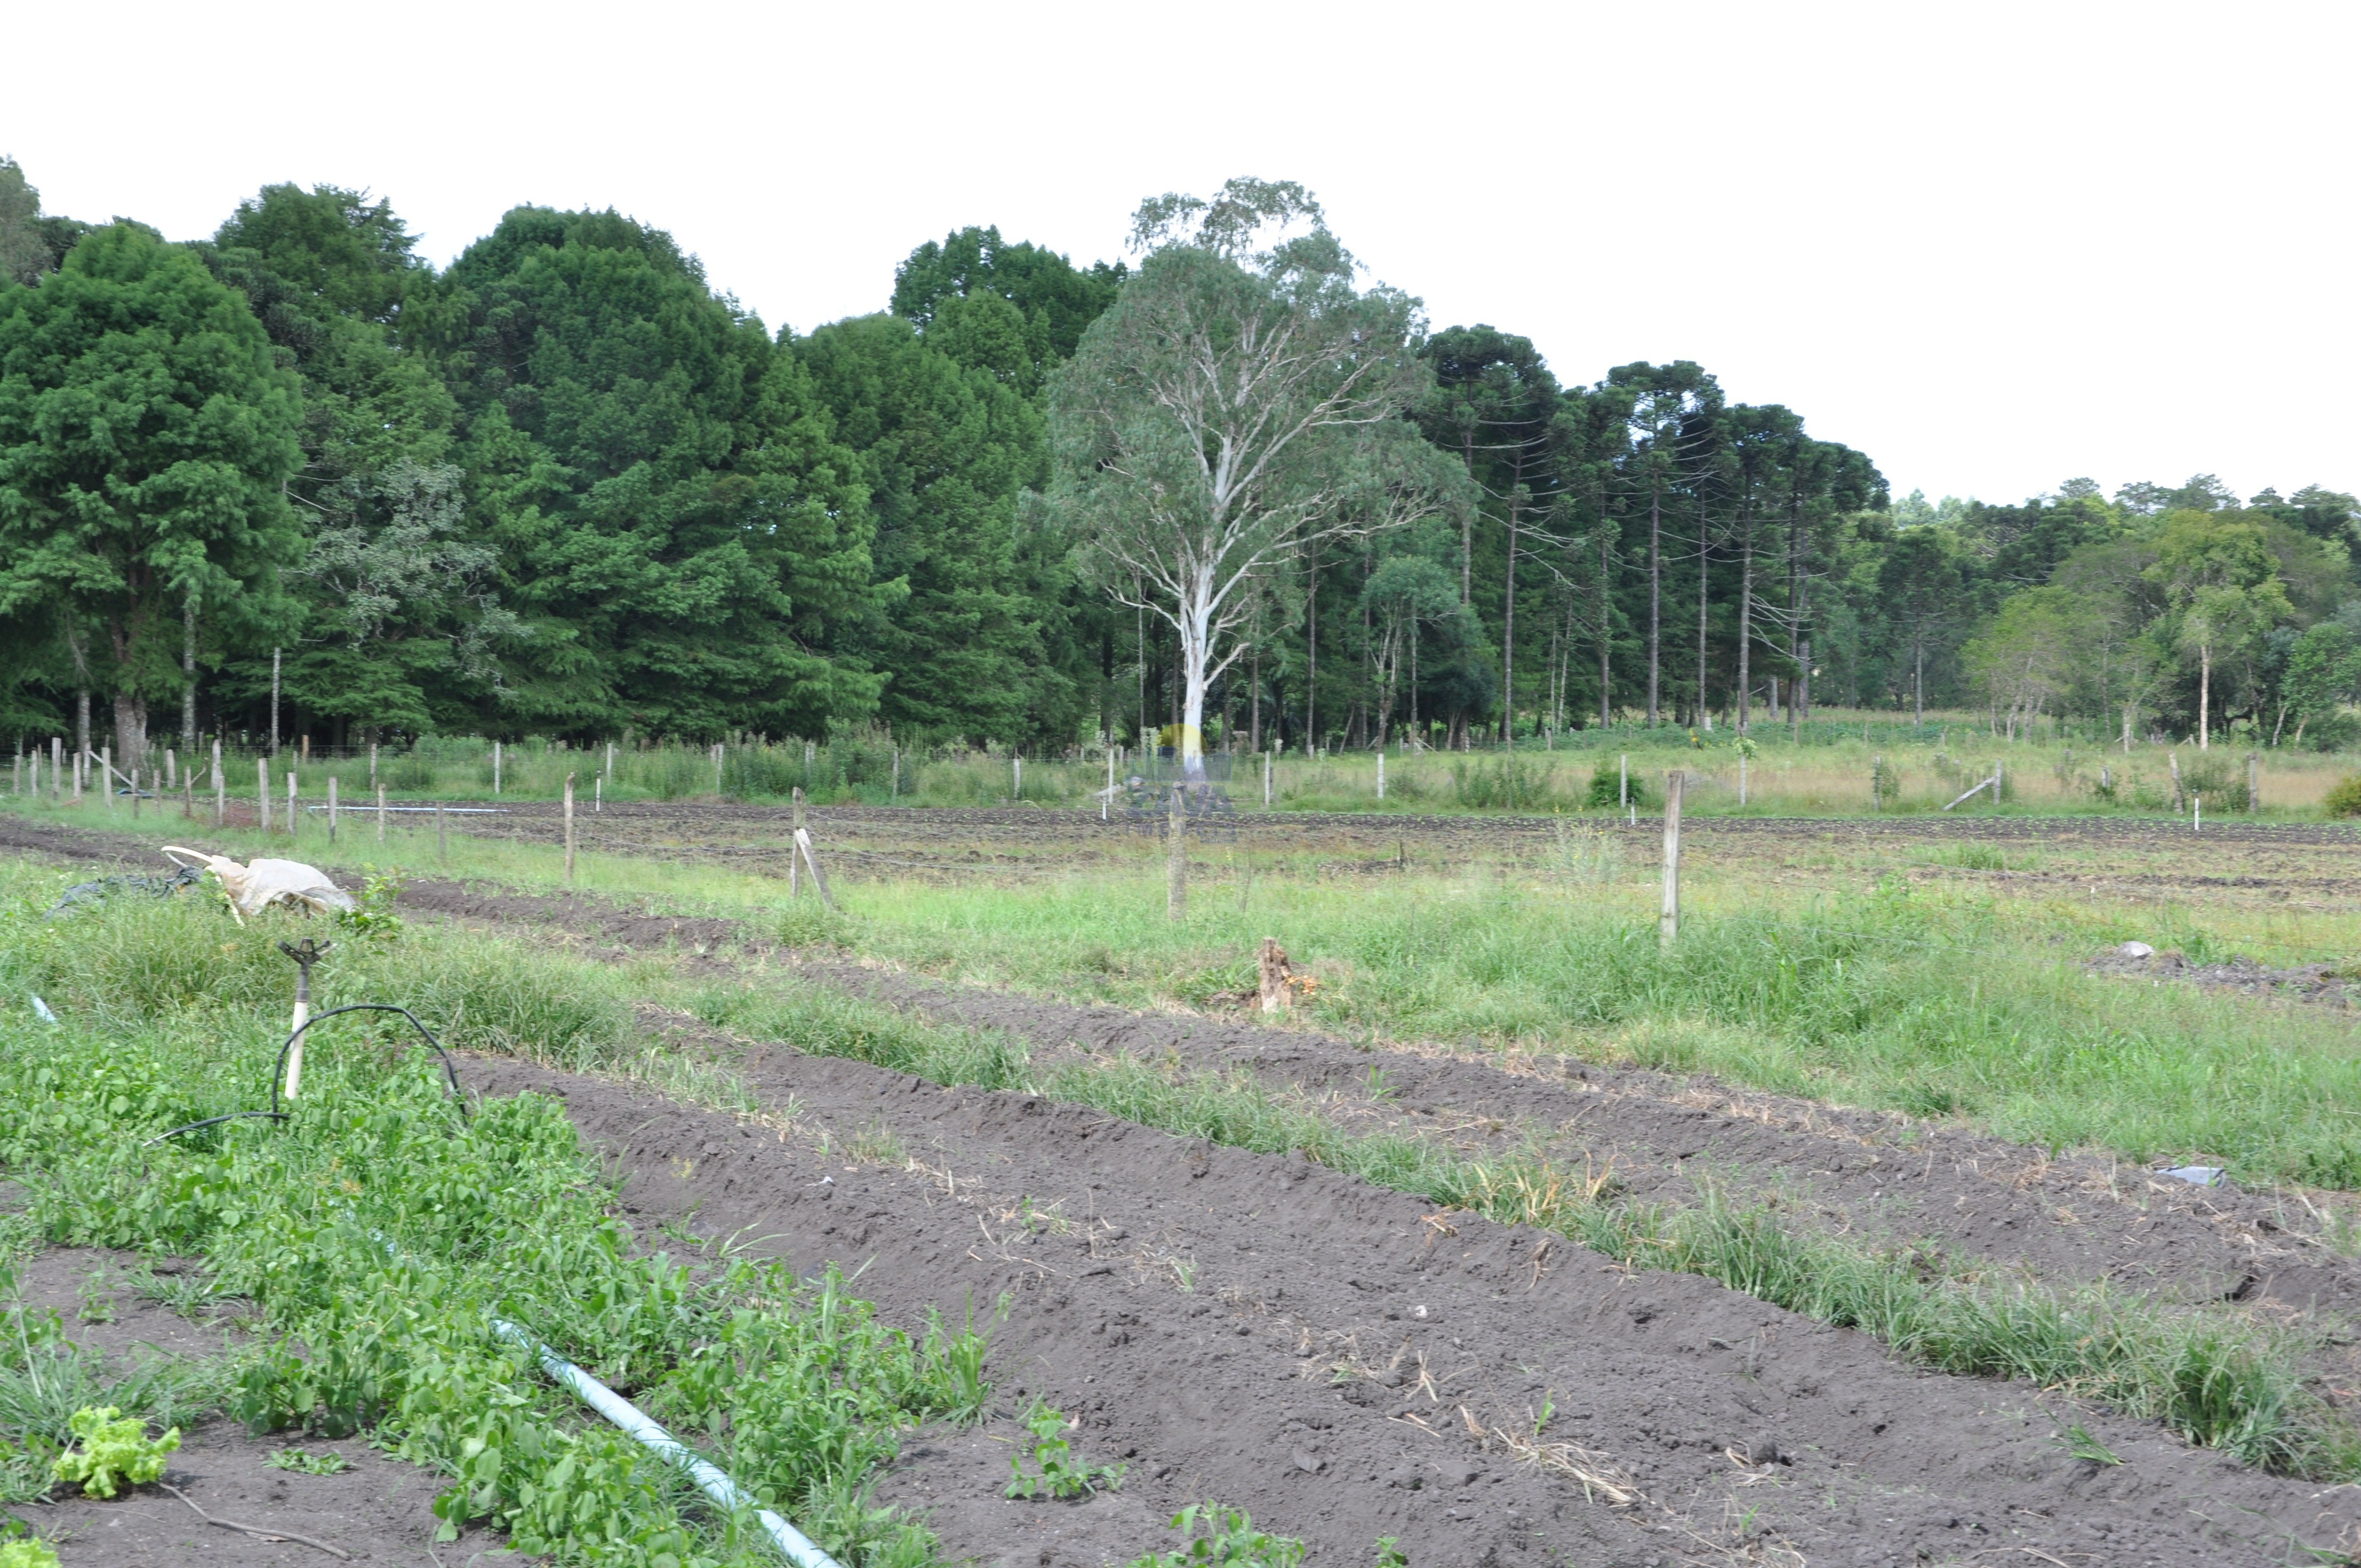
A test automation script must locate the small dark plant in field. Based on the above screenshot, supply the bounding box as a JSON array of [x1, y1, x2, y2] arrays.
[[1128, 1503, 1305, 1568], [1584, 764, 1650, 812], [2325, 776, 2361, 818], [1006, 1404, 1125, 1499], [1895, 1082, 1973, 1119], [50, 1406, 178, 1498], [265, 1446, 351, 1474]]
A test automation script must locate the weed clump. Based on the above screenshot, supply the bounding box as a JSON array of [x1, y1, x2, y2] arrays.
[[2324, 775, 2361, 818]]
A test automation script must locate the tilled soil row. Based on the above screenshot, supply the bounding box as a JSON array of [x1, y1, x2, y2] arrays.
[[384, 871, 2361, 1337], [463, 1044, 2361, 1568]]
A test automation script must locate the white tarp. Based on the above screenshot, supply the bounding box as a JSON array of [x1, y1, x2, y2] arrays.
[[160, 847, 357, 921]]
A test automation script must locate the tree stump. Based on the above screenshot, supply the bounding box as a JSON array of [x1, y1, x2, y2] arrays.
[[1258, 937, 1294, 1014]]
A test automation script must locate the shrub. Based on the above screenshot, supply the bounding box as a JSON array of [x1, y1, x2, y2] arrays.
[[2324, 776, 2361, 818], [1584, 764, 1651, 811]]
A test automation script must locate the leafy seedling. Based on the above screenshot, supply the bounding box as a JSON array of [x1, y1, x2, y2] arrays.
[[266, 1446, 353, 1475], [1128, 1502, 1306, 1568], [2058, 1423, 2122, 1466], [50, 1406, 180, 1498], [0, 1539, 62, 1568], [1006, 1405, 1126, 1500], [1373, 1538, 1408, 1568]]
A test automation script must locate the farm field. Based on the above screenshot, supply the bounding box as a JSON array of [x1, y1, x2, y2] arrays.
[[5, 799, 2361, 1566]]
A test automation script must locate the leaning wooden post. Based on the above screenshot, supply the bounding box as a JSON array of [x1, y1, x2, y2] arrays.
[[1660, 770, 1684, 951], [1167, 782, 1187, 920], [793, 825, 835, 910], [564, 771, 577, 883]]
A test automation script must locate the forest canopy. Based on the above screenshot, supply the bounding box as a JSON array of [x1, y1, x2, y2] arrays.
[[1, 155, 2354, 762]]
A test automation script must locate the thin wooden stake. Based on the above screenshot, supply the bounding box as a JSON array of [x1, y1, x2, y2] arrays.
[[793, 826, 834, 909], [1660, 770, 1684, 950], [328, 774, 339, 842], [377, 784, 387, 843], [1167, 784, 1187, 919], [258, 757, 269, 831], [213, 738, 224, 826], [436, 802, 447, 861], [564, 771, 577, 883]]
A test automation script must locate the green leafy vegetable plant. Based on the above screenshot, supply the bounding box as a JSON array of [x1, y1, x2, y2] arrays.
[[266, 1446, 352, 1474], [50, 1406, 179, 1498], [1128, 1503, 1305, 1568], [0, 1538, 62, 1568], [1005, 1404, 1125, 1500]]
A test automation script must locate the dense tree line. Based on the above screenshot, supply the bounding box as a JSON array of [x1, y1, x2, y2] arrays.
[[1, 156, 2353, 767]]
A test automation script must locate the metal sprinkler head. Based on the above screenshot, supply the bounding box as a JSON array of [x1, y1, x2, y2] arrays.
[[278, 937, 332, 986]]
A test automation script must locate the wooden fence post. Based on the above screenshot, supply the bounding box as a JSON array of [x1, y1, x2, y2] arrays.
[[1377, 750, 1385, 802], [2247, 752, 2259, 814], [1263, 748, 1273, 809], [258, 758, 269, 831], [436, 802, 447, 861], [101, 745, 112, 810], [1660, 770, 1684, 951], [564, 772, 577, 883], [1619, 753, 1628, 808], [377, 785, 387, 843], [1167, 783, 1187, 920], [287, 770, 297, 837], [328, 774, 339, 842]]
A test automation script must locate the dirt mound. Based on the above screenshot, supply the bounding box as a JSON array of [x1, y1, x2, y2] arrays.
[[465, 1046, 2361, 1567], [395, 877, 749, 953], [2090, 943, 2361, 1008]]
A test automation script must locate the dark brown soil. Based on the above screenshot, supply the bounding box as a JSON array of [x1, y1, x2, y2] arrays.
[[463, 1047, 2361, 1568], [2090, 944, 2361, 1008], [803, 963, 2361, 1327], [6, 1249, 480, 1567]]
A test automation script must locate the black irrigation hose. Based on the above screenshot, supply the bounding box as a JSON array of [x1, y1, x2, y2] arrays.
[[145, 1004, 467, 1146], [271, 1005, 466, 1119]]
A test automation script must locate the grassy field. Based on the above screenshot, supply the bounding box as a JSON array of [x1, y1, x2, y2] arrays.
[[32, 709, 2361, 816], [16, 778, 2361, 1189]]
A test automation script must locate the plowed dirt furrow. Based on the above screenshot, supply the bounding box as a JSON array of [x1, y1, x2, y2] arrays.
[[464, 1048, 2361, 1568]]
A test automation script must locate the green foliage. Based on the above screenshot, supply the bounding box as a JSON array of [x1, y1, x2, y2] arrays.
[[1582, 763, 1650, 810], [0, 888, 989, 1565], [0, 1538, 61, 1568], [0, 221, 306, 724], [336, 872, 404, 938], [265, 1445, 351, 1474], [1004, 1404, 1125, 1500], [2324, 776, 2361, 818], [49, 1406, 179, 1498], [1128, 1504, 1305, 1568]]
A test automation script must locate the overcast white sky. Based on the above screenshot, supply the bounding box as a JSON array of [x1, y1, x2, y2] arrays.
[[9, 1, 2353, 507]]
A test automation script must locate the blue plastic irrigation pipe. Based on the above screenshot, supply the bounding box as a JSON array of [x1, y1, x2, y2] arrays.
[[489, 1319, 842, 1568]]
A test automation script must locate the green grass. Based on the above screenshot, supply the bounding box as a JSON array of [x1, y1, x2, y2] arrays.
[[779, 865, 2361, 1189]]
